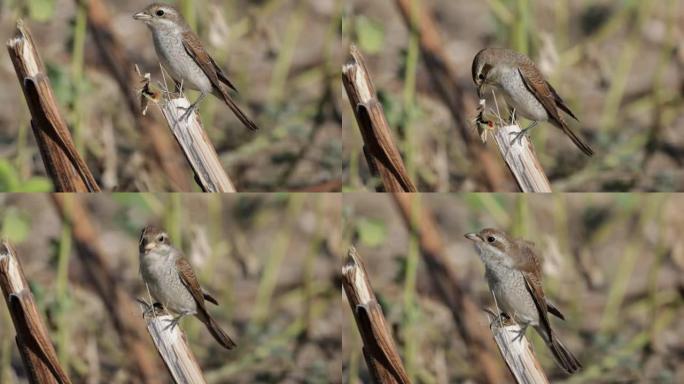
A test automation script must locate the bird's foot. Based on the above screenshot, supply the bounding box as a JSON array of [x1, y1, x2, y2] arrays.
[[511, 324, 528, 343], [177, 104, 198, 122], [162, 315, 184, 331], [136, 298, 164, 318], [509, 129, 529, 146]]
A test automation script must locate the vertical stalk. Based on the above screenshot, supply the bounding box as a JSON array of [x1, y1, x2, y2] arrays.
[[70, 1, 87, 152], [402, 194, 420, 382], [402, 0, 420, 184], [56, 219, 73, 367]]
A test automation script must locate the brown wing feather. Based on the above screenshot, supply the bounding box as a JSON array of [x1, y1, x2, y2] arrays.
[[181, 31, 222, 89], [182, 31, 259, 131], [522, 271, 554, 342], [517, 67, 563, 125], [518, 68, 593, 156], [546, 81, 578, 121], [176, 257, 208, 311], [209, 56, 238, 93]]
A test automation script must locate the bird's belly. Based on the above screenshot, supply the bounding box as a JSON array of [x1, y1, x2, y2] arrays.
[[141, 261, 197, 315], [487, 268, 539, 326], [153, 33, 212, 93], [498, 71, 548, 122]]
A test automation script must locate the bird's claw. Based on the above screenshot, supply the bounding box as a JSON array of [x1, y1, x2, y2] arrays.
[[509, 129, 529, 146], [177, 104, 197, 122]]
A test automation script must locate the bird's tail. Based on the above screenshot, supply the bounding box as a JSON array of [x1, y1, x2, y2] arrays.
[[218, 86, 259, 131], [543, 329, 582, 374], [201, 313, 237, 350], [558, 121, 593, 156]]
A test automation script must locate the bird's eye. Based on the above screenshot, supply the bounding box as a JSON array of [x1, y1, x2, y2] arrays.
[[487, 236, 495, 243], [156, 9, 165, 17], [478, 73, 485, 80], [157, 234, 166, 242]]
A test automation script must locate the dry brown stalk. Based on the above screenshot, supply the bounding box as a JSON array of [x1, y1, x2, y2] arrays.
[[490, 320, 549, 384], [343, 247, 411, 384], [138, 306, 207, 384], [392, 0, 508, 191], [492, 124, 551, 192], [158, 96, 236, 192], [6, 20, 99, 192], [80, 0, 192, 191], [51, 195, 162, 384], [390, 193, 508, 384], [342, 45, 417, 192], [0, 241, 72, 384]]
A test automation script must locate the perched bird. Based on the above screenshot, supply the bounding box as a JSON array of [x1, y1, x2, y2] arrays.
[[465, 228, 582, 374], [133, 3, 258, 131], [139, 226, 236, 349], [472, 48, 593, 156]]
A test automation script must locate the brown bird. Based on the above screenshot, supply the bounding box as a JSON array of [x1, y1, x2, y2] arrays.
[[465, 228, 582, 374], [133, 3, 258, 131], [139, 226, 236, 349], [472, 48, 593, 156]]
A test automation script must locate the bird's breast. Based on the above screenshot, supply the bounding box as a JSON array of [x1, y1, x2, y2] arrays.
[[497, 69, 549, 122], [152, 31, 212, 93]]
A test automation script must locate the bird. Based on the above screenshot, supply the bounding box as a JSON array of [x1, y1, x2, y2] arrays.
[[465, 228, 582, 374], [472, 48, 593, 156], [138, 225, 236, 349], [133, 3, 258, 131]]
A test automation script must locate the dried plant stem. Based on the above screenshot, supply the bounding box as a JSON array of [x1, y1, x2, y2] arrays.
[[342, 45, 417, 192], [51, 195, 162, 384], [490, 320, 549, 384], [6, 20, 99, 192], [392, 0, 507, 191], [140, 308, 207, 384], [391, 193, 508, 384], [81, 0, 192, 191], [342, 247, 411, 384], [158, 97, 236, 192], [493, 124, 551, 192], [0, 241, 72, 384]]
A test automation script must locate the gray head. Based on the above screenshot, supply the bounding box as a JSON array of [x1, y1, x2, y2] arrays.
[[465, 228, 515, 267], [139, 225, 171, 255], [472, 48, 532, 92], [133, 3, 187, 32]]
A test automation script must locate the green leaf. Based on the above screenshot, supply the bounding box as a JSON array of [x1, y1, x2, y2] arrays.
[[17, 177, 53, 192], [27, 0, 56, 22], [2, 208, 30, 244], [355, 16, 385, 54], [356, 218, 387, 247], [0, 160, 20, 191]]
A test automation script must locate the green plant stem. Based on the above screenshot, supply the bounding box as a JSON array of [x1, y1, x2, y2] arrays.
[[56, 204, 73, 370], [402, 0, 420, 185], [402, 195, 420, 382], [70, 1, 87, 152]]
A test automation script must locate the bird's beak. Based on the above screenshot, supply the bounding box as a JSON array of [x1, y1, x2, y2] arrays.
[[133, 12, 151, 21], [144, 242, 156, 252], [465, 233, 482, 242]]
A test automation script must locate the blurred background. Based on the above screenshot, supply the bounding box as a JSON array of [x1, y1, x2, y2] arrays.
[[0, 193, 341, 383], [343, 0, 684, 191], [343, 193, 684, 382], [0, 0, 342, 192]]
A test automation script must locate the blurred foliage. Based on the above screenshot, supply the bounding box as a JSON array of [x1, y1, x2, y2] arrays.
[[344, 193, 684, 382]]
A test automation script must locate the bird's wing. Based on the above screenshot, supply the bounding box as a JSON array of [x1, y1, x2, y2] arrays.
[[546, 81, 579, 121], [203, 290, 219, 305], [181, 30, 223, 92], [209, 56, 238, 93], [517, 67, 563, 124], [175, 256, 208, 311], [519, 68, 593, 156], [522, 271, 554, 342], [546, 299, 566, 320]]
